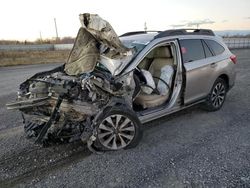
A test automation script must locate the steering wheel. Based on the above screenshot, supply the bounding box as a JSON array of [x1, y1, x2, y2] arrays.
[[135, 67, 170, 95], [152, 76, 170, 90], [140, 83, 160, 95]]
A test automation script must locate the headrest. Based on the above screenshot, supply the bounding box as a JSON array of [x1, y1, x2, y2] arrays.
[[154, 46, 172, 58]]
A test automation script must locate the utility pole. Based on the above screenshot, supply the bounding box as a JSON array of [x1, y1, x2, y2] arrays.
[[54, 18, 59, 41], [39, 31, 42, 42], [144, 22, 147, 32]]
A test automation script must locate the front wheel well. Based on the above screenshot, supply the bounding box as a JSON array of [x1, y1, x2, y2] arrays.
[[218, 74, 229, 90]]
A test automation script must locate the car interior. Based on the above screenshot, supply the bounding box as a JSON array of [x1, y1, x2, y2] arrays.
[[133, 44, 177, 111]]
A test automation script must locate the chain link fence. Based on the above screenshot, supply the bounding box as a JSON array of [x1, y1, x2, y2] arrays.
[[0, 37, 250, 51], [223, 37, 250, 49]]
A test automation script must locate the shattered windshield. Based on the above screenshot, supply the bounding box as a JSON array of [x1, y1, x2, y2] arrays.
[[121, 40, 147, 54], [96, 40, 147, 76]]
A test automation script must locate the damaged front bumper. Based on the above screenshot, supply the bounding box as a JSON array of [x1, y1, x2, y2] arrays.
[[6, 97, 50, 110], [6, 13, 136, 153]]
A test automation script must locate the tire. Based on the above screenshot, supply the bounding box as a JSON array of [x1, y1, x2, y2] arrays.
[[24, 121, 45, 139], [94, 106, 142, 151], [203, 78, 228, 111]]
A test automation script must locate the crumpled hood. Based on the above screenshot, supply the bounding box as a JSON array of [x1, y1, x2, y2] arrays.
[[64, 13, 133, 76]]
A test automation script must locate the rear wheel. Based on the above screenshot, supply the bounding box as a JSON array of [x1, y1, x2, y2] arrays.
[[203, 78, 227, 111], [95, 107, 142, 151]]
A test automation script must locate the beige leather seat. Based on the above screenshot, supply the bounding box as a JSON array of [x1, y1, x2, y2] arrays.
[[138, 50, 155, 70], [135, 46, 174, 108]]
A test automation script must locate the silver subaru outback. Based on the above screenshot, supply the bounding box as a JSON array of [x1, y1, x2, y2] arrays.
[[7, 14, 236, 152]]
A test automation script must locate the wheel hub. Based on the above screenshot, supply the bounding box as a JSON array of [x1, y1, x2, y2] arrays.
[[211, 82, 226, 108], [97, 114, 136, 150]]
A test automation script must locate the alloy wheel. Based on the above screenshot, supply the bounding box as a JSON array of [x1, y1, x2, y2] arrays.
[[97, 114, 136, 150], [211, 82, 226, 108]]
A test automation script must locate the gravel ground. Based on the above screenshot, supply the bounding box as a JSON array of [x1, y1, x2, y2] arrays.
[[0, 49, 249, 187]]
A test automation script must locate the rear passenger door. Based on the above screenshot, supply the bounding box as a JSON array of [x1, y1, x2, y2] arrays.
[[179, 39, 216, 104]]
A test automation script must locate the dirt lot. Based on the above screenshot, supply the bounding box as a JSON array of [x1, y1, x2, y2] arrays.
[[0, 50, 70, 67], [0, 49, 249, 187]]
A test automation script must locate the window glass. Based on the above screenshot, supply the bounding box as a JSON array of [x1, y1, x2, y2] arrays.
[[204, 39, 225, 55], [202, 40, 213, 58], [179, 39, 205, 63]]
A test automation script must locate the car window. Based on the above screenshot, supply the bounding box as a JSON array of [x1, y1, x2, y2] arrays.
[[201, 40, 213, 58], [179, 39, 205, 63], [204, 39, 225, 55]]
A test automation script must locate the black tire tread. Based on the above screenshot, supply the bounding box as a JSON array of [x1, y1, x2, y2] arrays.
[[94, 106, 143, 151], [202, 78, 228, 112]]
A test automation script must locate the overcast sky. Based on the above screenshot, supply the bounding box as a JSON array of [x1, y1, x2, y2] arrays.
[[1, 0, 250, 41]]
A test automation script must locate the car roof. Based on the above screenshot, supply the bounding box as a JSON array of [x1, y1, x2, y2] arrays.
[[120, 33, 158, 44], [119, 29, 217, 44]]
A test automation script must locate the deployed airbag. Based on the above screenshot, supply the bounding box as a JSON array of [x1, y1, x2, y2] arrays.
[[157, 65, 174, 95], [141, 69, 155, 94]]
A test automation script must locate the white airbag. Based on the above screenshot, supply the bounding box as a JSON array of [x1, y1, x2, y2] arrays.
[[157, 65, 174, 95], [141, 69, 156, 94]]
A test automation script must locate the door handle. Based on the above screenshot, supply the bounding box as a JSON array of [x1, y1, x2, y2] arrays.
[[210, 63, 217, 68]]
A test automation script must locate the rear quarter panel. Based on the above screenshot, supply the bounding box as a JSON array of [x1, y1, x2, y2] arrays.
[[184, 54, 235, 104], [180, 35, 236, 104]]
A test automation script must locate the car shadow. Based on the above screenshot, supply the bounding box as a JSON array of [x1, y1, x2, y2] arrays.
[[142, 104, 202, 130], [0, 104, 204, 187]]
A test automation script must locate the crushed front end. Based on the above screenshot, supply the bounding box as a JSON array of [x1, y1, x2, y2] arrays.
[[6, 13, 136, 151], [6, 64, 135, 148]]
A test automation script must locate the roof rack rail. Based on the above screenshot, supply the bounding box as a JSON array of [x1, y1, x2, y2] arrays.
[[154, 29, 215, 39], [120, 30, 161, 37]]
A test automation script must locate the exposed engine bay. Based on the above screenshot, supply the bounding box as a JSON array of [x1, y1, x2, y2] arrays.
[[7, 63, 135, 145], [6, 13, 136, 152]]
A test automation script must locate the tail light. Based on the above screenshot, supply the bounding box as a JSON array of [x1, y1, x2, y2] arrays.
[[230, 55, 237, 64]]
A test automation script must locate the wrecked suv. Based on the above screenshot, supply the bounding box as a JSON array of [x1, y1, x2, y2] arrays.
[[7, 14, 236, 152]]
